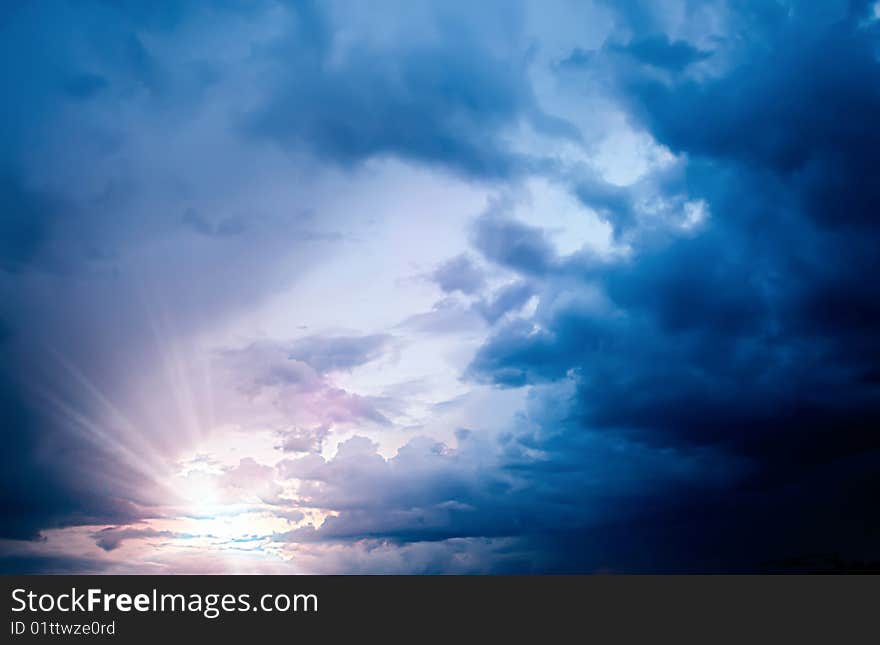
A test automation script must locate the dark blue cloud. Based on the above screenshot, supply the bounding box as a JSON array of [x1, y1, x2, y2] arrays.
[[609, 35, 711, 71], [472, 210, 558, 276], [465, 1, 880, 568], [248, 3, 577, 178], [573, 174, 640, 236], [620, 13, 880, 231], [473, 281, 535, 324]]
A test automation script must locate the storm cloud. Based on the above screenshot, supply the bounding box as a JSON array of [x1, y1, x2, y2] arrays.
[[2, 0, 879, 573]]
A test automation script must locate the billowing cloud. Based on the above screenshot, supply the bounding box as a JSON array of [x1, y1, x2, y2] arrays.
[[278, 424, 331, 454], [464, 0, 880, 568]]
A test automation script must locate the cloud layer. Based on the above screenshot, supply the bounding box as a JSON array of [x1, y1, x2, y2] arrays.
[[2, 0, 879, 573]]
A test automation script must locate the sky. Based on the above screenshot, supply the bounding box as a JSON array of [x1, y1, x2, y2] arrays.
[[1, 0, 879, 573]]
